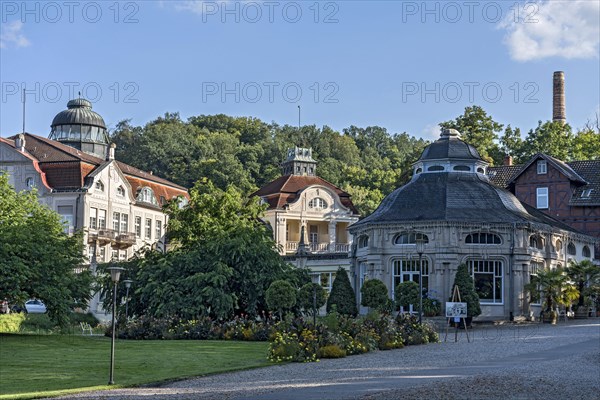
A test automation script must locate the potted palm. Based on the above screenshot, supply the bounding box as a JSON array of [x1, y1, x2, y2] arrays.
[[567, 260, 600, 319], [527, 267, 578, 324]]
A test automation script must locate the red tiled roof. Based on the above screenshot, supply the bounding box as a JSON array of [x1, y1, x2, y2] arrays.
[[0, 137, 52, 189], [252, 174, 359, 214], [6, 133, 188, 199]]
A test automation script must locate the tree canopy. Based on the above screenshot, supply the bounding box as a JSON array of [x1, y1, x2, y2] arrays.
[[112, 181, 294, 320], [0, 173, 93, 325]]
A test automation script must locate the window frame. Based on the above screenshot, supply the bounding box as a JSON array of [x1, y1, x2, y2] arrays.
[[393, 232, 429, 245], [537, 160, 547, 174], [536, 187, 549, 209], [391, 258, 429, 302], [468, 260, 503, 304]]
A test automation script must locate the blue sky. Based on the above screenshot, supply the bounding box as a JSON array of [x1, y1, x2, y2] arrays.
[[1, 1, 599, 141]]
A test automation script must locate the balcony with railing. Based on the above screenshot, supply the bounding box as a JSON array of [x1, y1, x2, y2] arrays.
[[285, 241, 350, 254], [88, 229, 136, 248]]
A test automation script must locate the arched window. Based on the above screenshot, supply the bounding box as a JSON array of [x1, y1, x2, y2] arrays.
[[465, 232, 501, 244], [357, 235, 369, 248], [392, 258, 429, 300], [415, 168, 423, 174], [554, 239, 562, 253], [529, 236, 544, 250], [394, 232, 429, 245], [308, 197, 328, 210], [137, 187, 158, 206], [95, 180, 104, 192], [567, 242, 576, 256], [117, 186, 125, 197], [477, 167, 485, 173], [582, 246, 591, 258]]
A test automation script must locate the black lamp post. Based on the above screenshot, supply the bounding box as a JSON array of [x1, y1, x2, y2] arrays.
[[107, 265, 124, 385], [123, 279, 132, 320], [415, 238, 425, 324]]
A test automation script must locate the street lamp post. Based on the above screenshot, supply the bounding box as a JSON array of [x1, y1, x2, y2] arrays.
[[123, 279, 132, 320], [415, 238, 425, 324], [107, 266, 125, 385]]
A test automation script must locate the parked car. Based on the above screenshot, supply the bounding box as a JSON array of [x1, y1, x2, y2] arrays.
[[25, 299, 47, 314]]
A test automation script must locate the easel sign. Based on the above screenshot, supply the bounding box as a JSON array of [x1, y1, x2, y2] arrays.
[[446, 302, 468, 319], [444, 286, 471, 343]]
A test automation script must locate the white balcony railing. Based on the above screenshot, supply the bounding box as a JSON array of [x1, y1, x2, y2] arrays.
[[285, 242, 350, 254]]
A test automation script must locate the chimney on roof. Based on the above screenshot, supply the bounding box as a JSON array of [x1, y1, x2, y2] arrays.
[[553, 71, 566, 125], [15, 133, 26, 152], [503, 155, 513, 166], [108, 143, 116, 161]]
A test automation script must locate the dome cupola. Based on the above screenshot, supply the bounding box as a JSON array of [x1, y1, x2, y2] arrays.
[[49, 98, 109, 159], [412, 129, 488, 176]]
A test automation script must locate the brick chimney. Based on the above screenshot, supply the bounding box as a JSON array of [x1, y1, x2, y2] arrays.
[[15, 133, 26, 152], [504, 155, 513, 166], [553, 71, 566, 125]]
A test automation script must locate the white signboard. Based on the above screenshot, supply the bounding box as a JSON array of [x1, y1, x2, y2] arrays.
[[445, 302, 468, 318]]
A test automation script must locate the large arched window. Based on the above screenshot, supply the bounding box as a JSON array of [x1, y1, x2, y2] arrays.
[[567, 242, 576, 256], [392, 258, 429, 300], [554, 239, 562, 253], [357, 235, 369, 248], [582, 246, 591, 258], [465, 232, 501, 244], [393, 232, 429, 245], [308, 197, 328, 210], [468, 260, 503, 304]]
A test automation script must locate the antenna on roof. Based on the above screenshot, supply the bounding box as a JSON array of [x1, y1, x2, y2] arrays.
[[78, 91, 81, 99], [297, 105, 301, 130], [22, 87, 26, 134]]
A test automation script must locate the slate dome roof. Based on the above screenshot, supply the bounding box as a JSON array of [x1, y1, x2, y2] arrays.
[[418, 128, 481, 161], [351, 130, 578, 233], [51, 98, 106, 129]]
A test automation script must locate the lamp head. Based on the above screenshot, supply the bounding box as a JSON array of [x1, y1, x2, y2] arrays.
[[123, 279, 133, 289], [415, 238, 426, 254], [107, 266, 125, 283]]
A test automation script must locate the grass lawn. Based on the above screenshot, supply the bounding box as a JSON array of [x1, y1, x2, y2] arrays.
[[0, 334, 271, 400]]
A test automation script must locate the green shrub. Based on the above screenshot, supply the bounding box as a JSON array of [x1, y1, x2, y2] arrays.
[[319, 344, 346, 358], [0, 313, 26, 333], [266, 280, 297, 320], [395, 281, 419, 310], [360, 279, 389, 310], [326, 268, 357, 316], [21, 314, 56, 333], [298, 283, 327, 316]]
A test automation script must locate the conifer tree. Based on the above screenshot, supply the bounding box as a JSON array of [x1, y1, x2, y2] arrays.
[[451, 264, 481, 318], [326, 267, 357, 316]]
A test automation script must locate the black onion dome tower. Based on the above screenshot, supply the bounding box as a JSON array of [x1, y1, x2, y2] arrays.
[[49, 98, 109, 159]]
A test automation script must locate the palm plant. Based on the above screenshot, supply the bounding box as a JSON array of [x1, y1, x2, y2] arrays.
[[526, 267, 579, 319], [566, 260, 600, 307]]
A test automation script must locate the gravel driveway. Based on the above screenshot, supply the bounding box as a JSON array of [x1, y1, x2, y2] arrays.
[[52, 319, 600, 400]]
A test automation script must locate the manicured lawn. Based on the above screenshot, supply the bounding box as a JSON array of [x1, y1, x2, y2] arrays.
[[0, 334, 271, 399]]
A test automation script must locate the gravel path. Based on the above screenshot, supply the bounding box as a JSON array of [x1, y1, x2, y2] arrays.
[[51, 319, 600, 400]]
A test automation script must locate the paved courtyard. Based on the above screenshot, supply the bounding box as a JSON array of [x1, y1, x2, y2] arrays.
[[55, 319, 599, 400]]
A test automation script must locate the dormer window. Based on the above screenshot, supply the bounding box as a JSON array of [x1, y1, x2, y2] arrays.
[[117, 186, 125, 197], [137, 187, 158, 206], [581, 189, 593, 198], [308, 197, 328, 210], [95, 180, 104, 192], [537, 160, 547, 174]]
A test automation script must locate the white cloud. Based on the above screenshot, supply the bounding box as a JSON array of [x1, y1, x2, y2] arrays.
[[0, 21, 30, 49], [421, 124, 441, 141], [499, 1, 600, 61]]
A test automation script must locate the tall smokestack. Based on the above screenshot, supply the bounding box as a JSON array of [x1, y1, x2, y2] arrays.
[[553, 71, 566, 125]]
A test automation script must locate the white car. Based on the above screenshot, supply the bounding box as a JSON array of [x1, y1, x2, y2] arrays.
[[25, 299, 47, 313]]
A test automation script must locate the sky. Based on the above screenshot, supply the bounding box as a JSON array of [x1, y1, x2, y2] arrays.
[[1, 0, 599, 141]]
